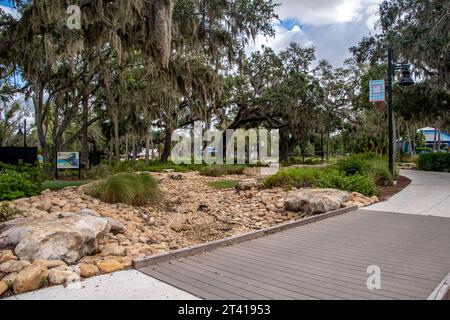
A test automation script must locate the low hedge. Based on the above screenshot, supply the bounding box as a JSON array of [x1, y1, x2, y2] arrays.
[[0, 163, 42, 201], [263, 167, 378, 196], [417, 153, 450, 172]]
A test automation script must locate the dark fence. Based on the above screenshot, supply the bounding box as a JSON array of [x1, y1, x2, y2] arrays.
[[0, 147, 38, 166]]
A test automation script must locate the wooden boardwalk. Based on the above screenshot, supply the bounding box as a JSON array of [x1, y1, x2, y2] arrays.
[[138, 210, 450, 300]]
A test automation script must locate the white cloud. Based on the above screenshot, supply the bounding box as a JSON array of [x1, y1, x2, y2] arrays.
[[275, 0, 382, 26], [247, 21, 313, 54]]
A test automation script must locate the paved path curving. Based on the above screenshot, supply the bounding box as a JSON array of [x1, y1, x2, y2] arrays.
[[363, 170, 450, 217]]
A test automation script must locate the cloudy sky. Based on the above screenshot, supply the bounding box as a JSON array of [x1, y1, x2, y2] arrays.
[[0, 0, 383, 67], [247, 0, 383, 67]]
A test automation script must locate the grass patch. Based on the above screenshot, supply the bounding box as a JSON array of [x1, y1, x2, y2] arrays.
[[42, 180, 90, 190], [208, 180, 239, 190], [87, 173, 161, 206]]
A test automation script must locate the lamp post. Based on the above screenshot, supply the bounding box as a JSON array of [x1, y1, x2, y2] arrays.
[[17, 119, 27, 147], [387, 48, 415, 182]]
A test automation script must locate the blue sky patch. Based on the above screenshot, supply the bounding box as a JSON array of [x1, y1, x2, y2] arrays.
[[0, 0, 15, 7], [280, 18, 304, 31]]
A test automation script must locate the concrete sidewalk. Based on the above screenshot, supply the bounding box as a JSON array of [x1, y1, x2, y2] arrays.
[[5, 270, 199, 300], [363, 170, 450, 217]]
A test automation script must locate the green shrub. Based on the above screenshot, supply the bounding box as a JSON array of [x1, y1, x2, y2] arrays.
[[0, 170, 41, 201], [0, 162, 43, 182], [337, 153, 394, 185], [263, 167, 377, 196], [417, 153, 450, 172], [198, 165, 247, 177], [88, 173, 161, 205], [0, 202, 20, 223]]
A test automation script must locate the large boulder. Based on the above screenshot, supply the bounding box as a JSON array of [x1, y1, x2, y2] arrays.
[[0, 212, 122, 264], [284, 189, 349, 214]]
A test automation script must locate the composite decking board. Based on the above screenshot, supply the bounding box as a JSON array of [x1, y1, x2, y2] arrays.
[[201, 249, 434, 295], [207, 248, 435, 296], [244, 234, 450, 272], [137, 210, 450, 300], [165, 260, 301, 300], [183, 255, 408, 300], [233, 240, 448, 280], [178, 258, 361, 300]]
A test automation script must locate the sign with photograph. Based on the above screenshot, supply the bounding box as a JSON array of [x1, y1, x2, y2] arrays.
[[369, 80, 386, 102], [57, 152, 80, 169]]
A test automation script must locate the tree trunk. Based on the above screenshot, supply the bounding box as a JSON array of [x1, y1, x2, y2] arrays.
[[433, 128, 438, 152], [81, 92, 89, 166], [125, 134, 129, 161], [161, 127, 173, 163], [438, 128, 442, 152], [112, 109, 120, 162], [145, 131, 151, 166]]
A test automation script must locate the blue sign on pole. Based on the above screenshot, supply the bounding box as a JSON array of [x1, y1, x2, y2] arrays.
[[369, 80, 386, 102]]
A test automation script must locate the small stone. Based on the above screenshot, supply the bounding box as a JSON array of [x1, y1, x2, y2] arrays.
[[236, 179, 260, 191], [0, 260, 31, 273], [101, 244, 126, 257], [0, 281, 7, 296], [48, 266, 80, 285], [34, 260, 67, 269], [13, 262, 49, 294], [0, 250, 18, 264], [75, 264, 100, 278], [96, 260, 124, 274], [2, 272, 18, 288], [169, 173, 183, 180], [163, 169, 175, 173]]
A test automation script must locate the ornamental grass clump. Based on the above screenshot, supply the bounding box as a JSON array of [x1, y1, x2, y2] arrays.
[[88, 173, 161, 206]]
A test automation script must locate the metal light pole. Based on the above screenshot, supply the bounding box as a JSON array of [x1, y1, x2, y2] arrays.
[[387, 48, 415, 182], [23, 119, 27, 147], [387, 48, 394, 180]]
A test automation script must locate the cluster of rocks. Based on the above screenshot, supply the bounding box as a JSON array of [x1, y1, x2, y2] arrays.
[[0, 211, 128, 296], [1, 171, 379, 297]]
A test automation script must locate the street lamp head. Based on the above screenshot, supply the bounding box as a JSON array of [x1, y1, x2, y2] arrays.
[[398, 68, 415, 86]]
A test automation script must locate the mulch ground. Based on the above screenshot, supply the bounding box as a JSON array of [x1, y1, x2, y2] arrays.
[[377, 175, 412, 202]]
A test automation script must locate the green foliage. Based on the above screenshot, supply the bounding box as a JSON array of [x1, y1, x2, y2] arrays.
[[0, 202, 20, 223], [87, 161, 192, 179], [88, 173, 161, 206], [263, 167, 377, 196], [337, 153, 394, 185], [417, 153, 450, 172], [208, 180, 239, 190], [0, 163, 42, 201], [42, 180, 90, 191], [197, 165, 247, 177]]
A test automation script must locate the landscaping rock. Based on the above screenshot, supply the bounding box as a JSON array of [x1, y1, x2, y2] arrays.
[[100, 243, 126, 257], [0, 280, 7, 296], [34, 259, 67, 269], [0, 260, 31, 273], [2, 272, 17, 288], [13, 261, 49, 294], [169, 173, 183, 180], [48, 266, 80, 285], [75, 264, 100, 278], [236, 179, 260, 191], [96, 259, 124, 274], [285, 189, 349, 214], [0, 213, 111, 264], [0, 250, 18, 264], [105, 218, 126, 235]]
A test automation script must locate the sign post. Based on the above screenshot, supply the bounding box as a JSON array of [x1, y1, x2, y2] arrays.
[[56, 151, 81, 180]]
